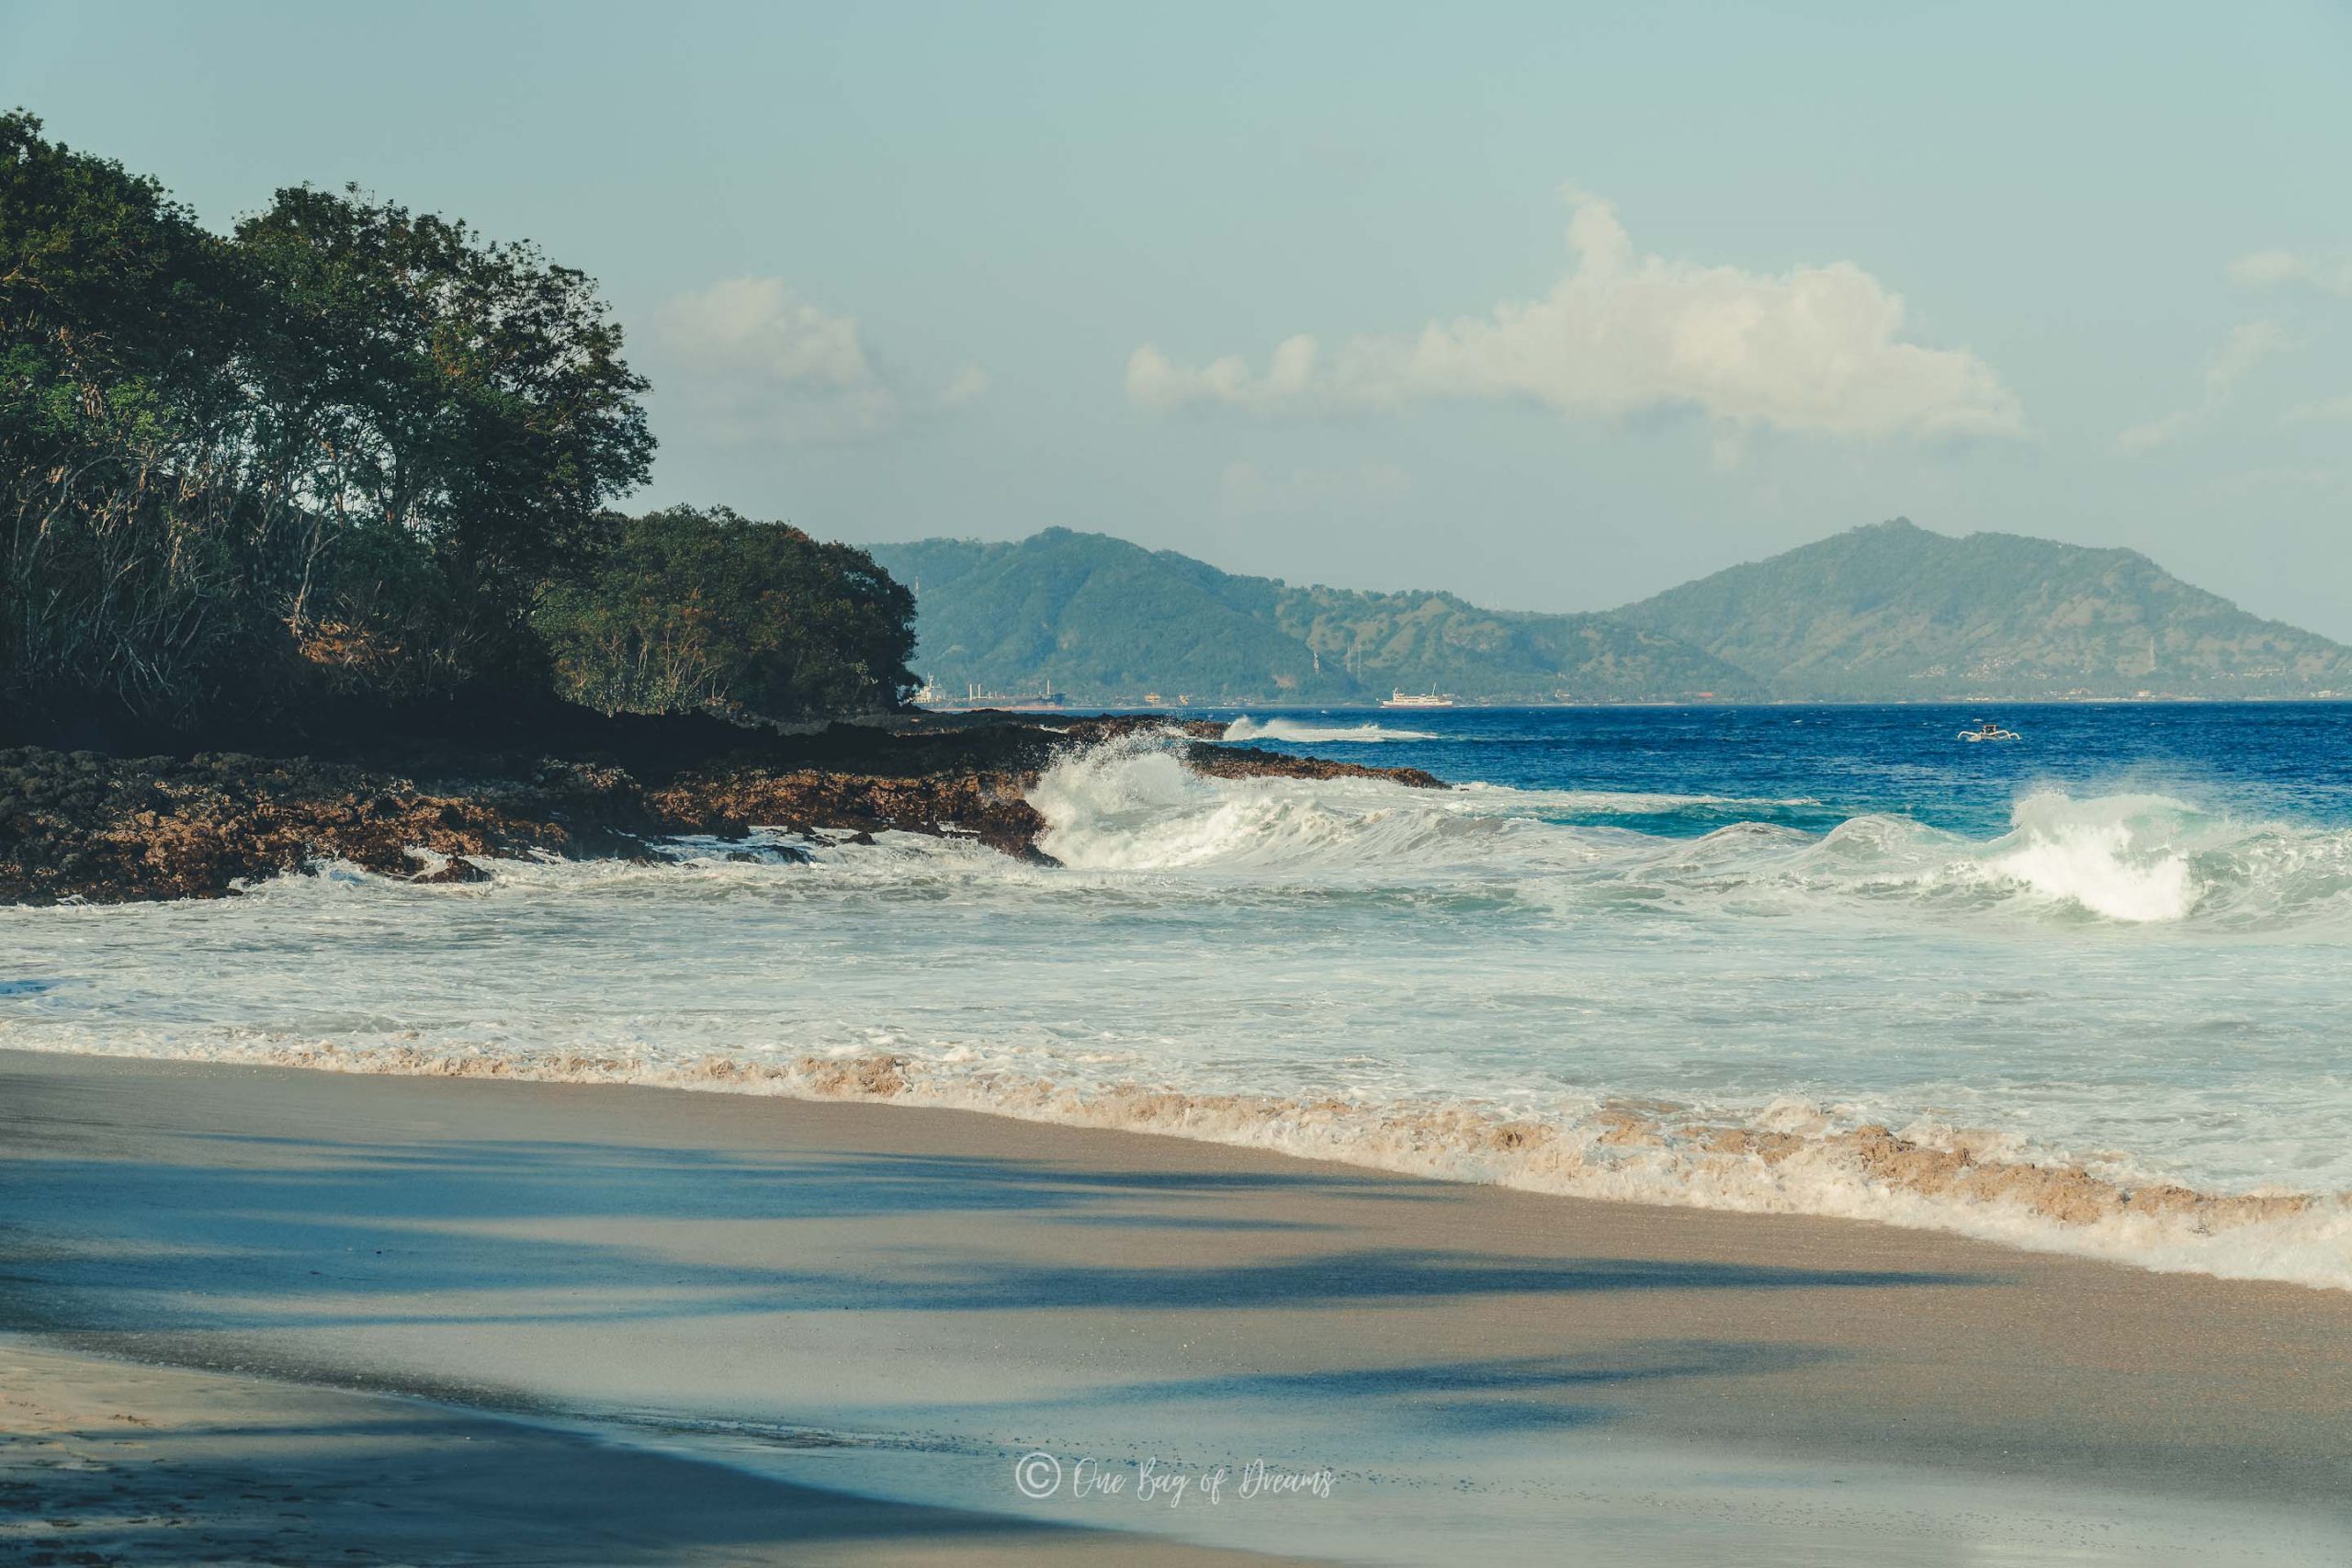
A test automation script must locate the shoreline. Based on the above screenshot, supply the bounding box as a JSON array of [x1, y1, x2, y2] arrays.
[[0, 1334, 1281, 1566], [15, 1030, 2346, 1295], [5, 1046, 2349, 1562]]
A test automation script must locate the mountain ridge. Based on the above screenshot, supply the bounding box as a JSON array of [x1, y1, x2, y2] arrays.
[[871, 522, 2351, 705], [1622, 518, 2352, 700], [872, 530, 1761, 704]]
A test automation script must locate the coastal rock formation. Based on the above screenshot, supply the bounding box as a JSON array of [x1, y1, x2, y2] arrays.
[[1182, 743, 1445, 791], [0, 750, 649, 906], [0, 715, 1443, 905], [650, 768, 1053, 863]]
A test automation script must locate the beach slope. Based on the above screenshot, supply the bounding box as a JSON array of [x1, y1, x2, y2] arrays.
[[3, 1048, 2348, 1562]]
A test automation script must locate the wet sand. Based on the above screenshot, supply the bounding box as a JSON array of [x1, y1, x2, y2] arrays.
[[0, 1337, 1282, 1565], [3, 1047, 2349, 1563]]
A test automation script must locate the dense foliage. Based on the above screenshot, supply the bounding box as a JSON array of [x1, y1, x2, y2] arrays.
[[3, 112, 912, 739], [1, 111, 655, 731], [537, 506, 915, 721]]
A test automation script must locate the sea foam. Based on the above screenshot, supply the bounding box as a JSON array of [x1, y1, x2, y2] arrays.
[[1223, 716, 1439, 743], [6, 735, 2350, 1292]]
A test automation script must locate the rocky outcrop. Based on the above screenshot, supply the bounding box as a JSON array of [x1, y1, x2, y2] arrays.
[[1180, 742, 1445, 791], [0, 750, 662, 905], [0, 715, 1445, 904], [650, 768, 1052, 863]]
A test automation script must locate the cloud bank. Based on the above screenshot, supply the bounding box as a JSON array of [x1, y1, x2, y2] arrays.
[[651, 279, 989, 445], [2117, 321, 2290, 453], [2286, 394, 2352, 425], [2228, 250, 2352, 297], [1128, 191, 2024, 440]]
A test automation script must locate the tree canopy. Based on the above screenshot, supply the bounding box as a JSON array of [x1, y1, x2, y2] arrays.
[[537, 506, 915, 722], [3, 111, 910, 739]]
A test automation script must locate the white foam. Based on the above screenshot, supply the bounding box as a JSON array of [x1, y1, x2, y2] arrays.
[[7, 741, 2351, 1292], [1224, 716, 1437, 743], [1028, 747, 2352, 928], [1029, 744, 1555, 874], [1981, 798, 2199, 921], [13, 1028, 2348, 1292]]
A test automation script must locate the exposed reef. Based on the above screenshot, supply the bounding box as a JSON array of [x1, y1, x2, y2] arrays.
[[0, 709, 1444, 905]]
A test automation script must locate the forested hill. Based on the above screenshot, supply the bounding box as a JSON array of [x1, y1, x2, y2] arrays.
[[868, 530, 1761, 704], [876, 522, 2352, 705], [1619, 519, 2352, 700]]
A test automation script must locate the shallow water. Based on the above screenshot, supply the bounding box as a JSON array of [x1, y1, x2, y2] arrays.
[[4, 703, 2349, 1286]]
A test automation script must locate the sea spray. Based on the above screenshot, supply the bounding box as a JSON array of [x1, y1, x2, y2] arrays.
[[1224, 717, 1440, 744], [7, 723, 2351, 1292]]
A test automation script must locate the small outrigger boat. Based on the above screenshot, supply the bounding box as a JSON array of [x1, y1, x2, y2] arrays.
[[1957, 719, 2021, 742]]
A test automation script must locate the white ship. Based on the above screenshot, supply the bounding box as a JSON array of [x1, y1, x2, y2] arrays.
[[1381, 689, 1456, 709]]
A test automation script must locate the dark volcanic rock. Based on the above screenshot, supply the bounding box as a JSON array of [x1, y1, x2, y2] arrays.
[[1181, 742, 1445, 791], [0, 750, 658, 906], [409, 855, 494, 885], [651, 768, 1051, 863], [0, 713, 1446, 905]]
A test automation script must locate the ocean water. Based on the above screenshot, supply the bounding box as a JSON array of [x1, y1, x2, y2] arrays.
[[5, 703, 2351, 1287]]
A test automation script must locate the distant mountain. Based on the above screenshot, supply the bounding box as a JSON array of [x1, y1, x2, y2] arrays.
[[873, 521, 2351, 705], [869, 530, 1761, 704], [1620, 519, 2352, 700]]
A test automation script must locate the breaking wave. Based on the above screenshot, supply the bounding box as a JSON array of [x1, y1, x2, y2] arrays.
[[18, 1030, 2347, 1291], [8, 734, 2351, 1292], [1030, 745, 2352, 928], [1223, 716, 1438, 743]]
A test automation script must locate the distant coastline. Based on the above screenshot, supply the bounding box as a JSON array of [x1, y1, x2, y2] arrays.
[[875, 521, 2352, 708]]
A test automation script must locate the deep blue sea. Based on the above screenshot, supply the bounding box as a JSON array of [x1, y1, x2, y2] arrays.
[[1224, 702, 2352, 838], [6, 702, 2349, 1285]]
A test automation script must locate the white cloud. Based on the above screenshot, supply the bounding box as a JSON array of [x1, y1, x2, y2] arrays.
[[652, 277, 901, 444], [2228, 249, 2352, 296], [1127, 190, 2024, 440], [2117, 321, 2291, 453], [940, 365, 992, 408], [2286, 394, 2352, 424]]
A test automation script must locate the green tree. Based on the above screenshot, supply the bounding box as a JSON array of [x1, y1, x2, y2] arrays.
[[537, 506, 916, 722], [232, 184, 655, 694], [1, 111, 657, 732], [0, 110, 257, 726]]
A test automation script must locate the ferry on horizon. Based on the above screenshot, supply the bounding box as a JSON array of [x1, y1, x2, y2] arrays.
[[1382, 689, 1456, 708]]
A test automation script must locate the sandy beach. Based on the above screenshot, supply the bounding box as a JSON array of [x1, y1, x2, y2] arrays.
[[0, 1337, 1283, 1565], [4, 1046, 2349, 1564]]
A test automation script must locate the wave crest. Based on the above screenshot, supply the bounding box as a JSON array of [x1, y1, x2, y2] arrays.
[[45, 1033, 2343, 1291], [1026, 748, 2352, 928], [1224, 716, 1437, 743]]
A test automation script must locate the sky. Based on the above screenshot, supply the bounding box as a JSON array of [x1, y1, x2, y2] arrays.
[[6, 1, 2350, 635]]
